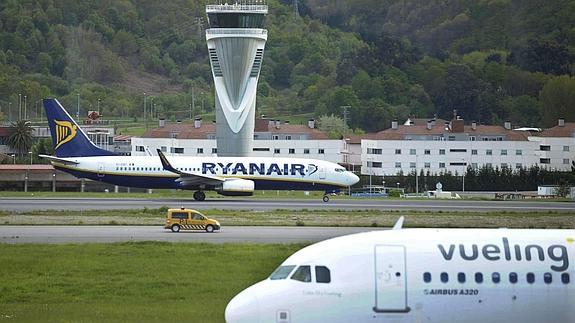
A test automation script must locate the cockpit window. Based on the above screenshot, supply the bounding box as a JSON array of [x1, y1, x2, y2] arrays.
[[315, 266, 331, 283], [270, 265, 296, 280], [291, 265, 311, 282], [335, 168, 345, 173]]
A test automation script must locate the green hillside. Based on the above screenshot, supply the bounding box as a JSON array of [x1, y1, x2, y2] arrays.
[[0, 0, 574, 131]]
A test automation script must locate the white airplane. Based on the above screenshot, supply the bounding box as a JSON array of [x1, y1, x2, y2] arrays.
[[40, 98, 359, 201], [226, 217, 575, 322]]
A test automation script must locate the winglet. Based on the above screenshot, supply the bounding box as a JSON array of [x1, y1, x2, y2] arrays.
[[392, 216, 405, 230], [157, 149, 182, 175]]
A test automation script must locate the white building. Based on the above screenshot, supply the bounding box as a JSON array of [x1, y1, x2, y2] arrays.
[[131, 118, 343, 163], [360, 118, 575, 176], [129, 116, 575, 179]]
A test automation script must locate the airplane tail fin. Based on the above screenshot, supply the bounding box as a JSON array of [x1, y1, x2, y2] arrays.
[[43, 98, 116, 158], [157, 149, 182, 175]]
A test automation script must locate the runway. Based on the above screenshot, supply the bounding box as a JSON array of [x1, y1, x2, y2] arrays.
[[0, 225, 383, 244], [0, 197, 574, 212]]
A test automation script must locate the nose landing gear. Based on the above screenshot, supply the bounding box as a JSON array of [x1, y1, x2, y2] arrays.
[[322, 194, 330, 202]]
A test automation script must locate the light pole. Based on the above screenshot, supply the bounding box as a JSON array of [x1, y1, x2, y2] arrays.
[[97, 98, 101, 113], [367, 157, 373, 196], [77, 93, 80, 120], [415, 154, 419, 196], [10, 154, 16, 164], [8, 102, 12, 122], [18, 93, 21, 120], [143, 92, 147, 130], [24, 95, 27, 119], [28, 151, 32, 165]]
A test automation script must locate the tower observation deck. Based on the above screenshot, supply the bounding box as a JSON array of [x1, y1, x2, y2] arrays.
[[206, 1, 268, 157]]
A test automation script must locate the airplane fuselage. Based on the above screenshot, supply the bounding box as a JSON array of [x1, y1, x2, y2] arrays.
[[226, 229, 575, 322], [52, 155, 357, 192]]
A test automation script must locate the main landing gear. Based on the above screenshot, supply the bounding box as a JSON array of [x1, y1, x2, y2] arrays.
[[193, 191, 206, 201]]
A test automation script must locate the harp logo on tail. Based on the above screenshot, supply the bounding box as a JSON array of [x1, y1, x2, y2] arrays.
[[54, 120, 77, 149]]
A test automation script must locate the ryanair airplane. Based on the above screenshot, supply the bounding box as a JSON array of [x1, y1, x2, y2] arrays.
[[41, 99, 359, 201], [226, 218, 575, 322]]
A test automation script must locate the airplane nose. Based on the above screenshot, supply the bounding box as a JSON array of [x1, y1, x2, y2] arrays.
[[225, 290, 259, 323], [349, 172, 360, 185]]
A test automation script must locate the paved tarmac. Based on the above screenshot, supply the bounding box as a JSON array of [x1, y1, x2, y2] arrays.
[[0, 197, 574, 212], [0, 225, 384, 244]]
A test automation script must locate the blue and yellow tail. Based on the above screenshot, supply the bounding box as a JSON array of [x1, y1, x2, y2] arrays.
[[44, 98, 116, 157]]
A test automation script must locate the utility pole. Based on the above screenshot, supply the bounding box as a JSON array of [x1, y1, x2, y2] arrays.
[[76, 93, 80, 120], [293, 0, 299, 17], [191, 87, 195, 119], [341, 105, 351, 133]]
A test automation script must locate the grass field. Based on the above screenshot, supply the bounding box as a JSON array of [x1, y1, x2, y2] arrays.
[[0, 242, 303, 323]]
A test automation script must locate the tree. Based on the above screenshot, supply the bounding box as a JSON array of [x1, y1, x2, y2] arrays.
[[318, 114, 349, 139], [539, 76, 575, 127], [6, 120, 33, 158]]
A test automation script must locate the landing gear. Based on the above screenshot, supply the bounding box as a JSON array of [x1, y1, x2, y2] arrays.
[[322, 195, 330, 203], [193, 191, 206, 201]]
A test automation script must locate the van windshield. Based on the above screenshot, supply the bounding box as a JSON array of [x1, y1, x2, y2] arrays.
[[269, 265, 296, 280]]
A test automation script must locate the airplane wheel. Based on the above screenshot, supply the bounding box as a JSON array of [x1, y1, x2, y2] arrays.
[[205, 225, 214, 233], [171, 224, 180, 233], [193, 191, 206, 201], [322, 195, 330, 203]]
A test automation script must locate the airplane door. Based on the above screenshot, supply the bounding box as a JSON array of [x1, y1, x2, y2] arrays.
[[374, 245, 409, 313], [97, 162, 105, 178], [319, 167, 326, 179]]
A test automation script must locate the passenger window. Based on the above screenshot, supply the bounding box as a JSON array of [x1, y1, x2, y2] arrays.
[[291, 266, 311, 282], [527, 272, 535, 284], [510, 273, 518, 284], [315, 266, 331, 283], [544, 273, 552, 284], [440, 272, 448, 283], [192, 213, 204, 220], [270, 265, 296, 280], [492, 272, 500, 283], [457, 272, 466, 283], [423, 272, 431, 283], [475, 273, 483, 284], [562, 273, 570, 284]]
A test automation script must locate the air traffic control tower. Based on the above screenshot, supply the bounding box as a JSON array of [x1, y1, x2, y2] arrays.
[[206, 1, 268, 157]]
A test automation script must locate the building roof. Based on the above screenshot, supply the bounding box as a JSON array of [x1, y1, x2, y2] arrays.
[[372, 122, 530, 141], [540, 123, 575, 137], [142, 119, 330, 140]]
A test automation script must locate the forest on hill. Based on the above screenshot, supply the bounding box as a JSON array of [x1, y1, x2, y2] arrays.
[[0, 0, 574, 133]]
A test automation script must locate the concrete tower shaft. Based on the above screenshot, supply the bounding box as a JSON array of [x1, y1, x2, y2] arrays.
[[206, 2, 268, 157]]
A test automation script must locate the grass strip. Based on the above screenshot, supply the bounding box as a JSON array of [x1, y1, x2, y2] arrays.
[[0, 242, 303, 323], [1, 208, 574, 228]]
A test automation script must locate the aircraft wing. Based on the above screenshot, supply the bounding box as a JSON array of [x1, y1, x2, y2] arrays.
[[157, 149, 224, 186], [39, 154, 79, 165]]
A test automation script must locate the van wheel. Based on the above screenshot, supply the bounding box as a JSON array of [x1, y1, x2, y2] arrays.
[[205, 225, 214, 233], [171, 224, 180, 232], [322, 195, 330, 202]]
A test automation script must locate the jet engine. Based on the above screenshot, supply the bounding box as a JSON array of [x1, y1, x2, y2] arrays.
[[217, 178, 255, 196]]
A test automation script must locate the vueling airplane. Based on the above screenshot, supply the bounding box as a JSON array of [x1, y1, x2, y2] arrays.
[[41, 98, 359, 201], [226, 217, 575, 322]]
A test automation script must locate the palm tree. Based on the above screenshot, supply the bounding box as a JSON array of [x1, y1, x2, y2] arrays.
[[6, 120, 33, 159]]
